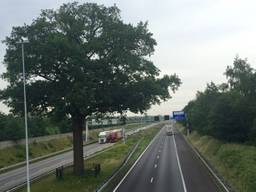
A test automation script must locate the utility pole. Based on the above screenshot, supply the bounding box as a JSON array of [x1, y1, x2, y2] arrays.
[[122, 126, 125, 144]]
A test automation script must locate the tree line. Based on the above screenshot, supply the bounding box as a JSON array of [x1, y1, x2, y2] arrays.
[[0, 114, 71, 141], [184, 57, 256, 143]]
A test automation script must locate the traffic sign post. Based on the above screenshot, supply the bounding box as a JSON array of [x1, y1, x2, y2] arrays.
[[172, 111, 186, 121], [173, 111, 190, 135]]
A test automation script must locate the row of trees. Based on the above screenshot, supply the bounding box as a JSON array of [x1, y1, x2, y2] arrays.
[[184, 57, 256, 143], [0, 113, 71, 141]]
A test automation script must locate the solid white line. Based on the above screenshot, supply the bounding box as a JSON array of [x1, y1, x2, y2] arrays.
[[184, 137, 230, 192], [113, 128, 163, 192], [150, 177, 154, 183], [173, 135, 187, 192]]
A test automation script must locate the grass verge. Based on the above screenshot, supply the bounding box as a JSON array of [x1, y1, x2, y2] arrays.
[[17, 123, 164, 192], [0, 123, 149, 169], [0, 136, 73, 169], [186, 131, 256, 192]]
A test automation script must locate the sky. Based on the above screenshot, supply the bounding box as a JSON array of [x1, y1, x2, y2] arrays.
[[1, 0, 256, 116]]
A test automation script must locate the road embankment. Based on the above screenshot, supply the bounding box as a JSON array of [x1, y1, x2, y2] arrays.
[[187, 131, 256, 192]]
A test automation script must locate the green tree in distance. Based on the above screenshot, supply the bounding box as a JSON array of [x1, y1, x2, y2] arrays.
[[1, 2, 181, 175], [184, 57, 256, 143]]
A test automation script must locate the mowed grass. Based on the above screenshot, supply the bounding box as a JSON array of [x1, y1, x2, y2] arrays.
[[188, 132, 256, 192], [0, 123, 150, 169], [0, 136, 73, 169], [18, 124, 162, 192]]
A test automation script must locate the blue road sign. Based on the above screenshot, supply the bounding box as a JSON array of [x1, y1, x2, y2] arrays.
[[173, 111, 186, 121]]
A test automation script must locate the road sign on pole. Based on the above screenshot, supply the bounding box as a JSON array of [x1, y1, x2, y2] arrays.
[[173, 111, 186, 121]]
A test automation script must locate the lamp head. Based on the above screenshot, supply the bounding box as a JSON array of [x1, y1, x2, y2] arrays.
[[17, 37, 29, 44]]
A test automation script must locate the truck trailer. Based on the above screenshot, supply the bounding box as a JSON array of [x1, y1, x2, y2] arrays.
[[98, 129, 123, 144]]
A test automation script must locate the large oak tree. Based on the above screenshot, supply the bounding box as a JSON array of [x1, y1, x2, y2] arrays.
[[1, 2, 181, 175]]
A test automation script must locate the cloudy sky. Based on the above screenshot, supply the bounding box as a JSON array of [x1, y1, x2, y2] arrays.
[[1, 0, 256, 115]]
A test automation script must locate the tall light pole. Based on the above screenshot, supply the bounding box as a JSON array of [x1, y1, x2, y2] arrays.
[[19, 40, 30, 192], [85, 120, 88, 143]]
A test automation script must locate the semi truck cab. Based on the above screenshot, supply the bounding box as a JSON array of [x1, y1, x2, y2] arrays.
[[98, 132, 107, 144]]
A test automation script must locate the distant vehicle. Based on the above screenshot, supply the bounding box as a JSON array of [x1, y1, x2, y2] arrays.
[[98, 131, 110, 144], [164, 115, 170, 120], [98, 129, 123, 144], [154, 116, 160, 121], [166, 126, 174, 136]]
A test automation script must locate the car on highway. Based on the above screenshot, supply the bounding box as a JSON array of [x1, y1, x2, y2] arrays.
[[166, 128, 174, 136]]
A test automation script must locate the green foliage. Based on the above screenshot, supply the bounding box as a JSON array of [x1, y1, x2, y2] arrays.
[[188, 132, 256, 192], [0, 113, 71, 141], [2, 115, 24, 141], [0, 136, 73, 168], [1, 2, 180, 119], [184, 57, 256, 143]]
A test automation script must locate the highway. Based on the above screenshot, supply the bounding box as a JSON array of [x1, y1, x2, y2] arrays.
[[114, 122, 221, 192], [0, 123, 157, 192]]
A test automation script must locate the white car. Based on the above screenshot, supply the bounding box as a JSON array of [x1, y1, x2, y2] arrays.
[[166, 126, 174, 136]]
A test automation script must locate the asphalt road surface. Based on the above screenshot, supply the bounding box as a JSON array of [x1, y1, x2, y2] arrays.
[[114, 123, 221, 192], [0, 123, 158, 192]]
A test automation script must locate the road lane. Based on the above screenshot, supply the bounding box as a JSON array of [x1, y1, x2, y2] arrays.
[[114, 126, 185, 192], [114, 123, 221, 192], [152, 131, 185, 192], [174, 130, 220, 192]]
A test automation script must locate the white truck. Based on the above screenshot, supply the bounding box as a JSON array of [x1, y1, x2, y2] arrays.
[[98, 129, 123, 144]]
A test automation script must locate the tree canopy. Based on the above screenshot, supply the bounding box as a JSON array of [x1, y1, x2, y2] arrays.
[[184, 57, 256, 143], [1, 2, 181, 175], [2, 2, 180, 118]]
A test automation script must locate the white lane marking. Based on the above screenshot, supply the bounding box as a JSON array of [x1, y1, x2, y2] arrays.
[[150, 177, 154, 183], [157, 155, 160, 159], [173, 135, 187, 192], [113, 127, 163, 192], [183, 136, 230, 192], [154, 164, 157, 168]]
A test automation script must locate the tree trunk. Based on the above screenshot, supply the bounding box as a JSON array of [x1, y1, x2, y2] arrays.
[[72, 114, 85, 176]]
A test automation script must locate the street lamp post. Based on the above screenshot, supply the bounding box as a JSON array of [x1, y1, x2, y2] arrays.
[[19, 40, 30, 192]]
